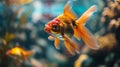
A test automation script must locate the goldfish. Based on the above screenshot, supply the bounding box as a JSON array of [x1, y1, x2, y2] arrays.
[[6, 45, 34, 61], [44, 1, 99, 55]]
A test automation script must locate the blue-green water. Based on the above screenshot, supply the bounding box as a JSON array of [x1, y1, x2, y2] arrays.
[[0, 0, 120, 67]]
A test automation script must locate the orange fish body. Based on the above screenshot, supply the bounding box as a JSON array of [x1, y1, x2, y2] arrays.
[[6, 46, 34, 61], [44, 1, 99, 55]]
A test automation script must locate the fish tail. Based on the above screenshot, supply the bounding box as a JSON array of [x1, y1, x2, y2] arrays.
[[75, 5, 99, 49], [25, 50, 34, 57], [73, 28, 81, 40], [76, 5, 97, 24]]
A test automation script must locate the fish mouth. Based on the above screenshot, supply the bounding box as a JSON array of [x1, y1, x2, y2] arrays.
[[44, 25, 51, 33]]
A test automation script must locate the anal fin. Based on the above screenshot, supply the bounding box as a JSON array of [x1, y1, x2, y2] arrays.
[[64, 41, 75, 55], [63, 35, 80, 55]]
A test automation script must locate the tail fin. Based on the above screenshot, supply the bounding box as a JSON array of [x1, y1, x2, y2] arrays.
[[76, 26, 99, 49], [73, 28, 81, 40], [24, 50, 34, 57], [76, 5, 97, 24], [76, 5, 99, 49]]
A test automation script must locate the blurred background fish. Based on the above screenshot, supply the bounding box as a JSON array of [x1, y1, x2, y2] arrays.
[[6, 45, 35, 62]]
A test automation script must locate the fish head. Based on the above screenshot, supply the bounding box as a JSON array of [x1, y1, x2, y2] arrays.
[[44, 18, 61, 35]]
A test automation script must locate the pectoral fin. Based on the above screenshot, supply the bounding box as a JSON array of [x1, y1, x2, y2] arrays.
[[54, 38, 60, 49], [48, 36, 55, 41]]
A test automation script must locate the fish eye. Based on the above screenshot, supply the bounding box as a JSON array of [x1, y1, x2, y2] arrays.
[[52, 24, 59, 32]]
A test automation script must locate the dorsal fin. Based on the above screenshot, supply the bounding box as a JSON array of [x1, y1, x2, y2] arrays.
[[63, 1, 76, 20]]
